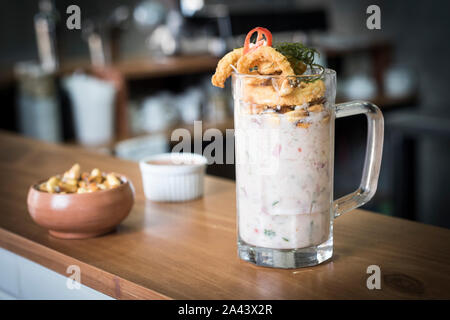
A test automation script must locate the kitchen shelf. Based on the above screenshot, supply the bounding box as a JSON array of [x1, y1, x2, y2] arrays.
[[59, 54, 220, 80], [0, 55, 220, 88]]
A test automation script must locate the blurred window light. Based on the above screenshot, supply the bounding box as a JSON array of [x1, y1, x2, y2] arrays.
[[133, 0, 166, 28], [180, 0, 205, 16]]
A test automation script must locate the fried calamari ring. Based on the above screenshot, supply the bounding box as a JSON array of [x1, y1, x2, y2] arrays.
[[240, 79, 326, 106], [237, 46, 294, 75], [211, 48, 244, 88], [237, 46, 296, 96]]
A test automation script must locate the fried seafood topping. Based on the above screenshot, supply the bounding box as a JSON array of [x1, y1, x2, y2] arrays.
[[244, 102, 329, 129], [211, 26, 326, 109], [212, 27, 323, 92], [308, 104, 324, 113], [211, 47, 243, 88], [244, 103, 326, 117], [240, 79, 326, 106], [37, 164, 123, 194], [237, 46, 296, 97], [237, 46, 295, 76]]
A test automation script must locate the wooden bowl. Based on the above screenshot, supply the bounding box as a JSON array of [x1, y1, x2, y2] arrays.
[[27, 176, 134, 239]]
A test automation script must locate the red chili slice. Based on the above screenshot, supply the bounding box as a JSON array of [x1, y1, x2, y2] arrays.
[[243, 27, 273, 54]]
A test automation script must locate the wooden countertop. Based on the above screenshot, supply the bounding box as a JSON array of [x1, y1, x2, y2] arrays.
[[0, 132, 449, 299]]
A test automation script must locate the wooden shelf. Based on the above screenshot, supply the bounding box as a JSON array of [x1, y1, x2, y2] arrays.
[[59, 55, 220, 80], [0, 55, 219, 87]]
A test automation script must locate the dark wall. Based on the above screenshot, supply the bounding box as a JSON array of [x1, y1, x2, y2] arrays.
[[328, 0, 450, 227]]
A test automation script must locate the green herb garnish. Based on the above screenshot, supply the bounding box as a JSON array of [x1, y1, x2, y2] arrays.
[[282, 237, 289, 242], [309, 220, 315, 243], [274, 42, 324, 82], [274, 42, 318, 72], [272, 200, 279, 206], [264, 229, 276, 237]]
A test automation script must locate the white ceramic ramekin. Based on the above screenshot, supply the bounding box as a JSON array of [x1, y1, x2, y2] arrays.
[[139, 153, 207, 202]]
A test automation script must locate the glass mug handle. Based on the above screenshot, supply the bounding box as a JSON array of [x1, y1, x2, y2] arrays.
[[333, 101, 384, 218]]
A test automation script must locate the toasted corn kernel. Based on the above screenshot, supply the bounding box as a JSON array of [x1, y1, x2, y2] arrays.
[[106, 173, 121, 188], [296, 121, 311, 129], [308, 104, 324, 113], [89, 168, 103, 183], [64, 163, 81, 180], [97, 184, 107, 190], [285, 110, 308, 122], [64, 178, 78, 186], [38, 183, 47, 192], [46, 176, 60, 193], [77, 187, 90, 194], [41, 164, 122, 193], [88, 183, 99, 192], [60, 182, 78, 193]]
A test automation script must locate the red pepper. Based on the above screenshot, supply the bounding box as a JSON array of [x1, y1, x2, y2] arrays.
[[243, 27, 273, 55]]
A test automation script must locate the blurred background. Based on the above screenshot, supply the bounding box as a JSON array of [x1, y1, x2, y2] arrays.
[[0, 0, 449, 228]]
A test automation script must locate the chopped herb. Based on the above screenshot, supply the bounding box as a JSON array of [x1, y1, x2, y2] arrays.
[[264, 229, 276, 237], [274, 42, 324, 82], [272, 200, 279, 206], [309, 200, 317, 213], [282, 237, 289, 242], [309, 220, 315, 243], [274, 42, 318, 72]]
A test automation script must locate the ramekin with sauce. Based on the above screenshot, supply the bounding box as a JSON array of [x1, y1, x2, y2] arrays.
[[139, 153, 208, 202]]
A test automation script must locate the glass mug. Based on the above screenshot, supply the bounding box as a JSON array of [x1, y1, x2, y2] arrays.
[[232, 69, 383, 268]]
